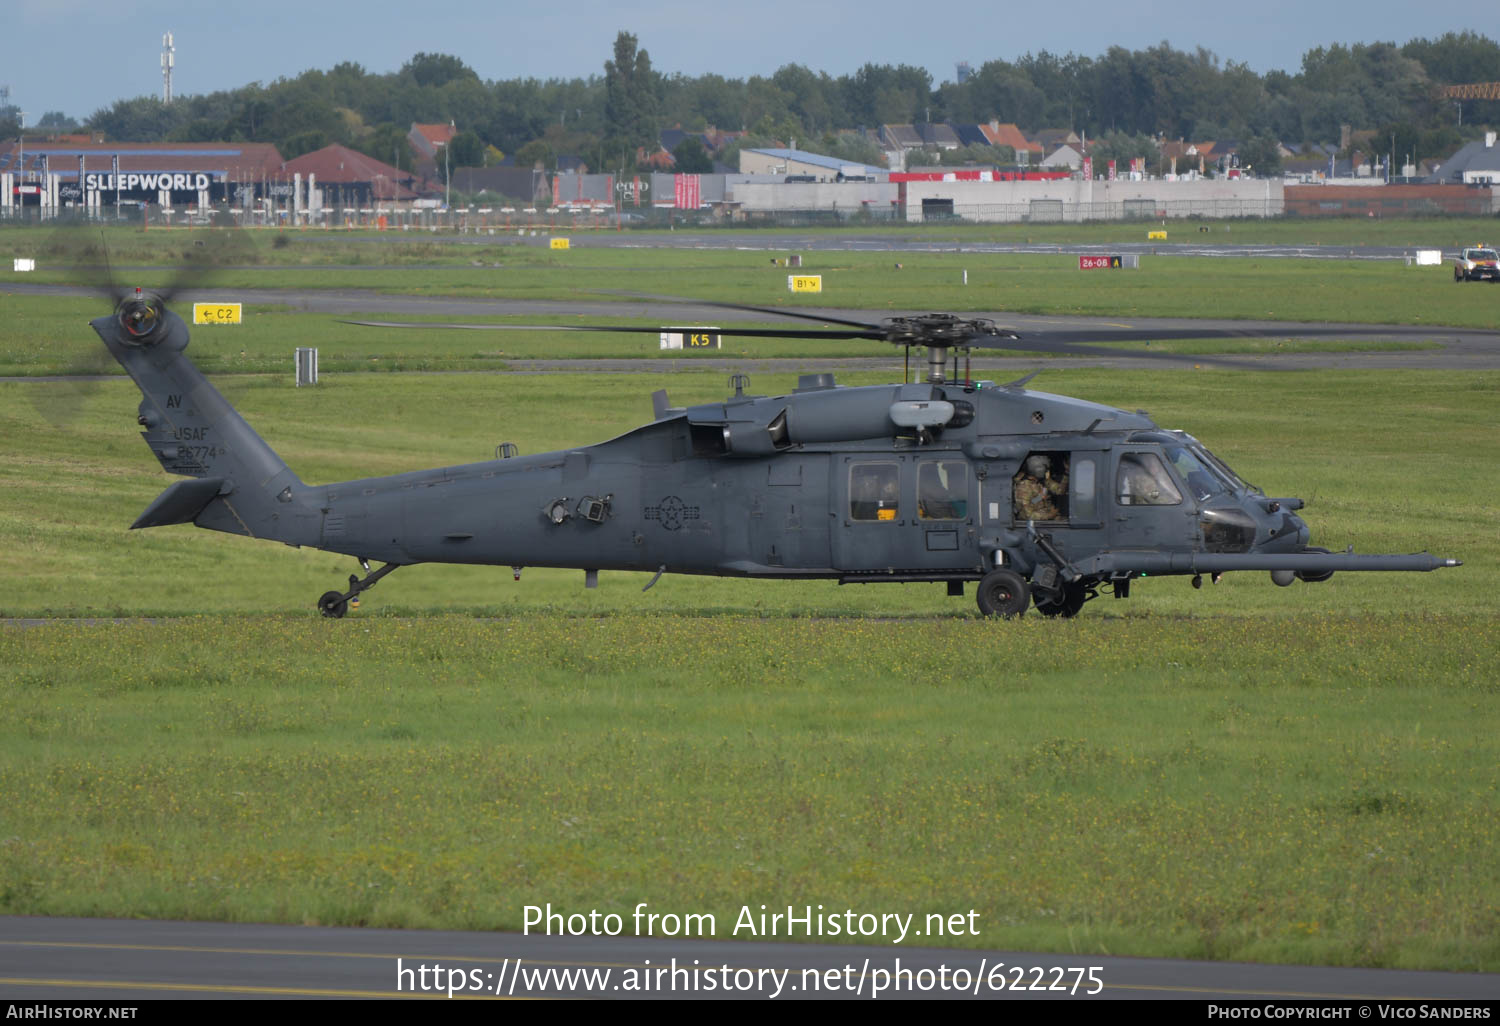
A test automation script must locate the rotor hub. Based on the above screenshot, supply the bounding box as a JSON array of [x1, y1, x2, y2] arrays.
[[115, 289, 166, 345]]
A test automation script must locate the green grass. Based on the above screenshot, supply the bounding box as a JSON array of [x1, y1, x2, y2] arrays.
[[2, 236, 1498, 971], [2, 613, 1498, 969]]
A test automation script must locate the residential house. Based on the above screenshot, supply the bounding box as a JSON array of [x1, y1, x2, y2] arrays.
[[916, 123, 961, 151], [1039, 144, 1083, 170], [407, 122, 455, 180], [1429, 132, 1500, 185], [280, 144, 426, 205], [979, 121, 1044, 163], [1032, 129, 1081, 156]]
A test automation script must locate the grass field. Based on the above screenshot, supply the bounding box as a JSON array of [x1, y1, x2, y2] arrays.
[[4, 613, 1498, 970], [2, 231, 1499, 970]]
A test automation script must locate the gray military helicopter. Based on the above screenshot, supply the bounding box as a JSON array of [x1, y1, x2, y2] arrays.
[[94, 284, 1462, 619]]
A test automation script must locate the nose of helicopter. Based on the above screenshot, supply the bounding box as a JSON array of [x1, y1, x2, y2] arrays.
[[1245, 502, 1308, 554]]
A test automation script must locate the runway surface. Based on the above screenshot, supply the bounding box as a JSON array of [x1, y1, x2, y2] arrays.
[[350, 229, 1452, 262], [1, 916, 1496, 1001]]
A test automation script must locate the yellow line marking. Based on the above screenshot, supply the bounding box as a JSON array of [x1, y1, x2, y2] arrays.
[[0, 977, 532, 999]]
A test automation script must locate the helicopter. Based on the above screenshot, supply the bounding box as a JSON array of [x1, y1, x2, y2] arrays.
[[90, 281, 1464, 619]]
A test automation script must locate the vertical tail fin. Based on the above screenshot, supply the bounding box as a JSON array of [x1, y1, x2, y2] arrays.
[[94, 298, 318, 546]]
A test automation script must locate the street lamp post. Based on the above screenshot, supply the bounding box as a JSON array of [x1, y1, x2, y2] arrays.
[[444, 120, 453, 213]]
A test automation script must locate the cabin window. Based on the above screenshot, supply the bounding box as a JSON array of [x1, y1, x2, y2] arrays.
[[1013, 451, 1069, 521], [918, 462, 968, 520], [1116, 452, 1182, 506], [850, 463, 900, 521], [1070, 457, 1097, 521]]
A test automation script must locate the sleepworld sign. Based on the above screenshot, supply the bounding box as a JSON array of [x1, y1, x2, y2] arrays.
[[83, 172, 214, 193]]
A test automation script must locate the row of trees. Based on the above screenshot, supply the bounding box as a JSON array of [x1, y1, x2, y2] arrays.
[[21, 31, 1500, 176]]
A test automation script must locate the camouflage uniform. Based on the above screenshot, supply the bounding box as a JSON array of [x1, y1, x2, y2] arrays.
[[1014, 471, 1067, 520]]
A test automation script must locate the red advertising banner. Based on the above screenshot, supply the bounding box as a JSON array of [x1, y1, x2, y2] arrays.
[[674, 174, 700, 209], [1107, 160, 1117, 181], [890, 171, 1070, 182], [1082, 157, 1092, 180]]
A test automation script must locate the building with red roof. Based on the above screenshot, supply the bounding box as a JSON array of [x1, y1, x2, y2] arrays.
[[280, 144, 427, 203], [408, 122, 456, 179], [979, 122, 1044, 161]]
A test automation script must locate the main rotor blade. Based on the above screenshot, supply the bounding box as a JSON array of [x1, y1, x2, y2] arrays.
[[338, 319, 884, 340], [995, 324, 1470, 346], [588, 289, 885, 331], [962, 333, 1252, 367]]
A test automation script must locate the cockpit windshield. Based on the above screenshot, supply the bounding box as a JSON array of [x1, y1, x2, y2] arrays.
[[1162, 444, 1228, 502], [1171, 432, 1256, 495]]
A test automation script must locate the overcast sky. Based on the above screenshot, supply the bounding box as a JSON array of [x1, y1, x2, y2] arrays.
[[7, 0, 1492, 123]]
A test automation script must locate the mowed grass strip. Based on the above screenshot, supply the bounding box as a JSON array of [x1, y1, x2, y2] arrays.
[[1, 612, 1497, 971]]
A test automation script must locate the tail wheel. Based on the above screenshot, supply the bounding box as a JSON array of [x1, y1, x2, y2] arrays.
[[317, 590, 349, 618], [976, 569, 1030, 619]]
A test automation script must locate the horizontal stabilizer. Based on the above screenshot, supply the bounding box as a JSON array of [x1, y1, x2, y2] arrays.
[[131, 477, 229, 529]]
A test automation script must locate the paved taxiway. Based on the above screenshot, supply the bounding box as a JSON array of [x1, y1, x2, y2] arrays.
[[2, 916, 1496, 1001], [355, 229, 1449, 262]]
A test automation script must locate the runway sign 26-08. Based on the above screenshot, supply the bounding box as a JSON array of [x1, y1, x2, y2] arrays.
[[1079, 255, 1124, 270]]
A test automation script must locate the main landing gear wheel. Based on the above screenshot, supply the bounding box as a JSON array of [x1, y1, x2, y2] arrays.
[[318, 590, 349, 618], [1034, 582, 1089, 618], [976, 569, 1030, 619]]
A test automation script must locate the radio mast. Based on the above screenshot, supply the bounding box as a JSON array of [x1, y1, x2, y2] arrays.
[[161, 33, 175, 104]]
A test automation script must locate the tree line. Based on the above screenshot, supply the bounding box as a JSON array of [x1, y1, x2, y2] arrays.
[[7, 31, 1498, 175]]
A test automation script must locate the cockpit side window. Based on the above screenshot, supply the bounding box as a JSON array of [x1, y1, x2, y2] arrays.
[[1116, 452, 1182, 506], [850, 463, 900, 521]]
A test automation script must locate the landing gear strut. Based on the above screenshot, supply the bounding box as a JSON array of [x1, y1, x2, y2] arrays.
[[317, 560, 403, 618]]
